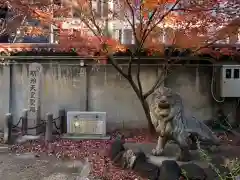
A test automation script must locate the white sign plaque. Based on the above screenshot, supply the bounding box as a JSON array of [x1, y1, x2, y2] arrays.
[[67, 111, 106, 136]]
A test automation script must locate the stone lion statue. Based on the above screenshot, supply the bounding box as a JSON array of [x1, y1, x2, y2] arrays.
[[149, 86, 220, 161]]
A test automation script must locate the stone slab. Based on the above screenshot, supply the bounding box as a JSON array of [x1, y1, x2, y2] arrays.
[[0, 146, 9, 153], [61, 134, 111, 140], [55, 159, 91, 178], [63, 160, 83, 169], [15, 152, 37, 159], [147, 155, 209, 168], [15, 135, 41, 144], [124, 142, 188, 157], [42, 173, 71, 180], [124, 142, 240, 169]]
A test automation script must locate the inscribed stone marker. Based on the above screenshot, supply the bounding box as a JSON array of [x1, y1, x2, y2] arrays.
[[67, 111, 106, 136], [27, 63, 42, 135]]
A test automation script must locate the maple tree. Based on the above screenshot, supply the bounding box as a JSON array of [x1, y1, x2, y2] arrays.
[[0, 0, 239, 132]]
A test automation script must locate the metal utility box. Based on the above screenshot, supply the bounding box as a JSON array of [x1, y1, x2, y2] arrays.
[[67, 111, 107, 136], [221, 65, 240, 97]]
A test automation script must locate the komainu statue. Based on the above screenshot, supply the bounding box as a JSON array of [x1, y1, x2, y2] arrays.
[[149, 86, 220, 161]]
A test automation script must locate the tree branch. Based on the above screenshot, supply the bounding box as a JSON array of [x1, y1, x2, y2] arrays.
[[127, 56, 133, 76], [140, 0, 181, 48], [88, 0, 102, 36], [139, 7, 158, 49], [136, 58, 143, 95], [124, 0, 140, 46], [143, 64, 170, 99], [108, 55, 129, 79]]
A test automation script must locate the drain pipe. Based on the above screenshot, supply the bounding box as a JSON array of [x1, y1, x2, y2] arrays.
[[85, 65, 89, 111], [8, 63, 13, 113], [80, 60, 89, 111]]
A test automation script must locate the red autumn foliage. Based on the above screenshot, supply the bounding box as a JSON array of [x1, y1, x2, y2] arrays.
[[0, 0, 239, 57]]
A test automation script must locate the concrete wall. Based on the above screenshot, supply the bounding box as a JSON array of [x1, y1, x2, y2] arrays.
[[0, 66, 10, 128], [0, 63, 237, 131]]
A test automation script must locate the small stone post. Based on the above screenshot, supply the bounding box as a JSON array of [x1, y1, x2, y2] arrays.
[[59, 109, 66, 134], [45, 113, 53, 143], [4, 113, 13, 144], [21, 109, 28, 135]]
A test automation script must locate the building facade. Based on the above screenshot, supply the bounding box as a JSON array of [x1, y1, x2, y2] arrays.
[[1, 0, 239, 45]]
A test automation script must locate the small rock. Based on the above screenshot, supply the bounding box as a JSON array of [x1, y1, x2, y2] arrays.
[[15, 152, 37, 159], [148, 156, 177, 167], [180, 163, 206, 180], [42, 173, 68, 180], [110, 139, 125, 161], [163, 143, 181, 157], [159, 160, 181, 180], [132, 151, 160, 180], [206, 145, 220, 153], [204, 167, 218, 180], [79, 158, 91, 178], [64, 160, 83, 169], [35, 154, 40, 158], [16, 135, 41, 144], [204, 166, 230, 180], [0, 146, 9, 153], [75, 177, 89, 180]]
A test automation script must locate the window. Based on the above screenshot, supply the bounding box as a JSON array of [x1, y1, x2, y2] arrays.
[[234, 69, 239, 79], [53, 0, 62, 18], [225, 69, 232, 79], [72, 8, 80, 18], [123, 29, 133, 44], [113, 29, 122, 43], [53, 0, 72, 18], [92, 0, 108, 18], [53, 28, 60, 43], [102, 0, 108, 18], [118, 29, 122, 42], [0, 6, 8, 19], [97, 0, 102, 16], [238, 28, 240, 43], [53, 0, 62, 6]]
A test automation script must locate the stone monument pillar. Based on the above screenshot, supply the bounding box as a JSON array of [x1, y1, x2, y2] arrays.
[[27, 62, 42, 135]]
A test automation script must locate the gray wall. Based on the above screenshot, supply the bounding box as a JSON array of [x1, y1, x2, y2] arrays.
[[0, 63, 237, 131], [0, 66, 10, 128]]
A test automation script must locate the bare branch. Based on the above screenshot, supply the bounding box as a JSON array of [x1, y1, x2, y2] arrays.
[[143, 64, 170, 99], [136, 59, 143, 95], [88, 0, 102, 36], [140, 0, 181, 48], [124, 0, 139, 46], [127, 56, 133, 76], [139, 7, 158, 49], [108, 55, 129, 79]]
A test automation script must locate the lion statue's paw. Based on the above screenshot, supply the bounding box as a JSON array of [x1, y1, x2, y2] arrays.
[[152, 148, 164, 156]]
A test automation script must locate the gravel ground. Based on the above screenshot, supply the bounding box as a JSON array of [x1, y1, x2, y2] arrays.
[[0, 150, 89, 180]]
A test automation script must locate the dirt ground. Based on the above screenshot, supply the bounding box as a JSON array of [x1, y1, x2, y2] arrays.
[[0, 128, 239, 180], [0, 150, 91, 180]]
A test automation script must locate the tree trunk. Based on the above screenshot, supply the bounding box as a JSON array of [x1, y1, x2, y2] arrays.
[[138, 97, 156, 135], [107, 57, 156, 134], [127, 78, 156, 134]]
